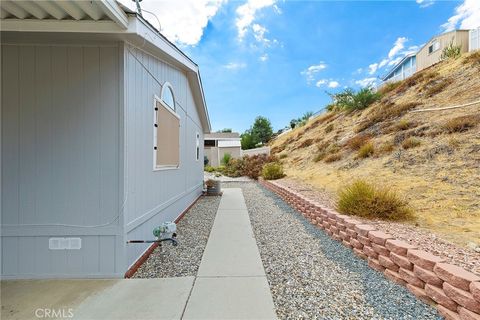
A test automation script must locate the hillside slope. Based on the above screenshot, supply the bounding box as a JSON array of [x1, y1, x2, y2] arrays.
[[270, 52, 480, 247]]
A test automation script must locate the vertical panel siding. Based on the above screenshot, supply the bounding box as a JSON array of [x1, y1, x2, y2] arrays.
[[417, 31, 470, 71], [123, 44, 204, 268], [1, 43, 123, 278]]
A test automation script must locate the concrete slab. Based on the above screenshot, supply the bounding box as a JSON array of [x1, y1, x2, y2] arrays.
[[1, 279, 119, 320], [216, 209, 249, 215], [73, 278, 194, 320], [1, 278, 194, 320], [207, 213, 254, 240], [218, 188, 247, 210], [198, 207, 265, 277], [182, 277, 277, 320]]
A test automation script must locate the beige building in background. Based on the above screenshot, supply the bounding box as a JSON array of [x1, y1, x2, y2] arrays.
[[416, 30, 469, 72], [204, 132, 242, 167]]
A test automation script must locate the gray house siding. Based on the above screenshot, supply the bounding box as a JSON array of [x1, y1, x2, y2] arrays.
[[123, 44, 204, 269], [1, 42, 124, 278]]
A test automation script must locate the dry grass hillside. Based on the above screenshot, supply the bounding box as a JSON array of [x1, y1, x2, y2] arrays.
[[270, 52, 480, 247]]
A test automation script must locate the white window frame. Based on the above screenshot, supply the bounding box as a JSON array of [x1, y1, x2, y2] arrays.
[[153, 94, 181, 171], [428, 40, 440, 54], [161, 81, 176, 111], [196, 132, 200, 161]]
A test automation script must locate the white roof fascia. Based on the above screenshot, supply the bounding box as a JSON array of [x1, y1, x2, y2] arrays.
[[96, 0, 128, 29]]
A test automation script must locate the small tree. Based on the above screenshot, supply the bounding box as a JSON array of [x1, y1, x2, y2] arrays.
[[217, 128, 233, 133], [251, 116, 273, 144], [441, 41, 462, 60], [241, 130, 257, 150], [221, 153, 232, 165]]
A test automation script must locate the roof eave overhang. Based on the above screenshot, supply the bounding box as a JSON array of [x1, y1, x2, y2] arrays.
[[0, 14, 211, 133]]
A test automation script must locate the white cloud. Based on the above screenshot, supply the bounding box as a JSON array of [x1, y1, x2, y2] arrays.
[[236, 0, 277, 40], [416, 0, 435, 8], [301, 63, 327, 83], [315, 79, 340, 88], [259, 54, 269, 62], [368, 63, 379, 75], [118, 0, 225, 46], [388, 37, 408, 58], [328, 81, 339, 88], [378, 58, 389, 69], [442, 0, 480, 32], [224, 62, 247, 70], [355, 77, 378, 88]]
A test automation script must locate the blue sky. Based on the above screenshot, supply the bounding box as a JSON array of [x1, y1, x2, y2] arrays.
[[120, 0, 479, 133]]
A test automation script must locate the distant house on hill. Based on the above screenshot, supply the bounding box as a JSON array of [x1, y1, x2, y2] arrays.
[[382, 29, 470, 84], [470, 27, 480, 52], [204, 132, 241, 166], [416, 29, 469, 71], [382, 53, 416, 83]]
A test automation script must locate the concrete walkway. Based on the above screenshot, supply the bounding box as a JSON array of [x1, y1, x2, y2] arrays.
[[183, 188, 277, 319], [1, 188, 276, 320]]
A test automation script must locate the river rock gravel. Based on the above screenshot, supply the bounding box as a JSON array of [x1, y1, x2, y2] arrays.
[[133, 195, 220, 278], [225, 182, 441, 320]]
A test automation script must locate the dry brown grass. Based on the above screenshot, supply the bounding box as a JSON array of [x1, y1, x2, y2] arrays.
[[377, 81, 402, 96], [325, 123, 334, 133], [337, 179, 413, 221], [424, 77, 454, 97], [346, 133, 372, 150], [267, 55, 480, 247], [295, 138, 314, 149], [357, 102, 422, 132], [324, 152, 342, 163], [463, 51, 480, 66], [357, 142, 375, 158], [378, 141, 395, 155], [442, 115, 479, 133], [402, 137, 421, 149]]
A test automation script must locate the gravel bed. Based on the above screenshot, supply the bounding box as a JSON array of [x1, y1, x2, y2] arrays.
[[225, 182, 441, 320], [204, 171, 253, 182], [276, 177, 480, 275], [133, 195, 220, 278]]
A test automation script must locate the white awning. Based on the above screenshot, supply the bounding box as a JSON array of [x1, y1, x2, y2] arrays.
[[218, 140, 241, 148]]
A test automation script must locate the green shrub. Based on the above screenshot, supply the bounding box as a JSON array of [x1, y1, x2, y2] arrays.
[[279, 153, 288, 159], [402, 137, 421, 149], [327, 87, 380, 112], [337, 180, 413, 221], [243, 154, 279, 180], [204, 165, 215, 173], [223, 158, 245, 177], [221, 153, 232, 165], [262, 162, 285, 180], [441, 41, 462, 60], [357, 142, 375, 158]]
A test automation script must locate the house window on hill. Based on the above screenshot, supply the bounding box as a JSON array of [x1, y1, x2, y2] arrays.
[[153, 91, 180, 170], [428, 40, 440, 54]]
